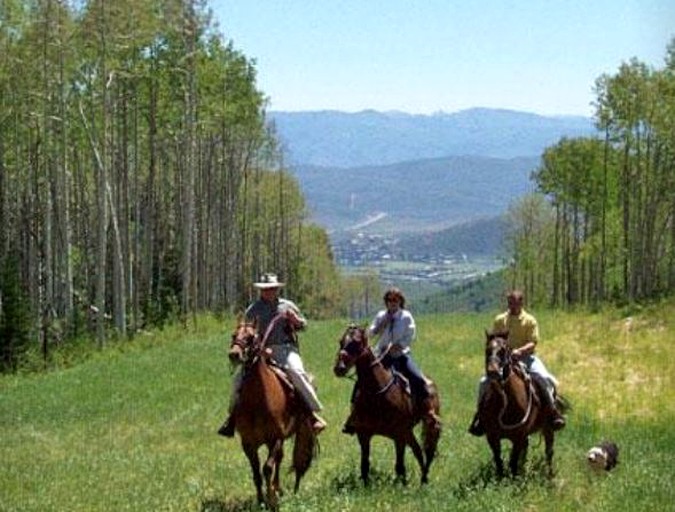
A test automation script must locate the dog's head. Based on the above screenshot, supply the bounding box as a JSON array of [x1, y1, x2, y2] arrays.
[[587, 441, 619, 471], [587, 446, 609, 470]]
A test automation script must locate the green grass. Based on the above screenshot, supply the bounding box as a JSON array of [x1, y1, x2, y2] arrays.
[[1, 302, 674, 511]]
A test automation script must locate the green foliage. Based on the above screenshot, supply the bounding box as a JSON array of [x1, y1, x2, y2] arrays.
[[0, 254, 33, 373], [2, 301, 674, 510], [512, 38, 675, 306], [0, 0, 342, 346]]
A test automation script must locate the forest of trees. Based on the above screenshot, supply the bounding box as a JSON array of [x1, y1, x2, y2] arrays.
[[0, 0, 344, 370], [505, 39, 675, 309], [1, 2, 672, 372]]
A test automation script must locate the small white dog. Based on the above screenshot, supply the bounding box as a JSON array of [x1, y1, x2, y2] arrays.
[[587, 441, 619, 471]]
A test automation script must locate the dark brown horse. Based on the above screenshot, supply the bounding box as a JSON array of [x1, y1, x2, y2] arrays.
[[333, 324, 441, 485], [227, 321, 318, 509], [480, 331, 559, 477]]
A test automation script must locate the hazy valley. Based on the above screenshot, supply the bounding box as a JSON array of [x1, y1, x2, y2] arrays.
[[272, 108, 597, 304]]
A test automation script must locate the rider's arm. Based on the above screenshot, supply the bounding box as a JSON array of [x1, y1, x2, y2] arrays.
[[282, 300, 307, 331], [512, 342, 536, 359], [369, 311, 388, 337]]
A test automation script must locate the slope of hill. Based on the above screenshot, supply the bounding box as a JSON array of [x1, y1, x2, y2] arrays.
[[2, 303, 674, 510], [291, 155, 538, 233], [271, 108, 596, 168], [396, 216, 509, 257]]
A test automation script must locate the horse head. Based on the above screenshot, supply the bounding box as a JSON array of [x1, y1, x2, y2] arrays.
[[333, 323, 368, 377], [229, 320, 259, 365], [485, 330, 512, 381]]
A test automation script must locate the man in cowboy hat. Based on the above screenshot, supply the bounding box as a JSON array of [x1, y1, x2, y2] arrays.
[[218, 273, 327, 436]]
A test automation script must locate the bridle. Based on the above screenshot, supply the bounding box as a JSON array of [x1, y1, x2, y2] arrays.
[[230, 323, 261, 367], [486, 337, 513, 382], [336, 325, 396, 394]]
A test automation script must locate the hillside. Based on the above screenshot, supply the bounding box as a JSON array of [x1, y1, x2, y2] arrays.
[[291, 155, 538, 234], [2, 302, 673, 510], [271, 108, 596, 168]]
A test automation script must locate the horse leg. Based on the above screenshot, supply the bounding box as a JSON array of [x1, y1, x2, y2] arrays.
[[544, 428, 555, 477], [509, 437, 528, 477], [487, 435, 504, 478], [263, 440, 283, 509], [273, 440, 284, 497], [394, 439, 407, 484], [404, 432, 427, 484], [242, 442, 264, 504], [357, 433, 372, 485]]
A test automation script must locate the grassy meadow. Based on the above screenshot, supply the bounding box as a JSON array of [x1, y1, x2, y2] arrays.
[[1, 299, 674, 511]]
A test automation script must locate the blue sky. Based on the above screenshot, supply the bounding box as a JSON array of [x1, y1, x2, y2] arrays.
[[210, 0, 673, 117]]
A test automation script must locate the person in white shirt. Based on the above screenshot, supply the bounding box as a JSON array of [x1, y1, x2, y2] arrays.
[[342, 286, 440, 433]]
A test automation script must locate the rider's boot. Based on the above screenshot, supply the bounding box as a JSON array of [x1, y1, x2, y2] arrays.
[[217, 413, 235, 437], [342, 410, 357, 435], [548, 405, 566, 431], [311, 412, 327, 434], [468, 411, 485, 436]]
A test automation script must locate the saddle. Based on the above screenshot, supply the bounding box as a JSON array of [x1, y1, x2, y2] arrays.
[[392, 370, 411, 395], [267, 361, 295, 392]]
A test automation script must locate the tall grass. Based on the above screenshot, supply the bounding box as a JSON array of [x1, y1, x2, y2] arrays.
[[1, 301, 673, 511]]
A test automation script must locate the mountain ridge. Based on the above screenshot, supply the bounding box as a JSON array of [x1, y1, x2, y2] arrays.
[[270, 107, 596, 168], [289, 154, 540, 234]]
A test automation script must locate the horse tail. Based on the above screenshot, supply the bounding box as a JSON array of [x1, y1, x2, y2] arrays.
[[291, 418, 319, 493], [421, 392, 441, 469]]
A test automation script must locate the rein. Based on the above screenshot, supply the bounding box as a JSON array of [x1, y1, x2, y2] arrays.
[[363, 345, 396, 395], [342, 333, 396, 395], [260, 313, 285, 348], [494, 359, 535, 430], [370, 342, 392, 367]]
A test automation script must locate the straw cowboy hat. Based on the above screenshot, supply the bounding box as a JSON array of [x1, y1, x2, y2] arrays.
[[253, 273, 285, 289]]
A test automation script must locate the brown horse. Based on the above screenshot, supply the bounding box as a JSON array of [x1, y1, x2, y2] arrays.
[[480, 331, 559, 477], [227, 321, 318, 509], [333, 324, 441, 485]]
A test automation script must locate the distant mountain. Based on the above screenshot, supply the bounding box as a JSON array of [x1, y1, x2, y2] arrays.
[[290, 155, 539, 234], [270, 108, 596, 168]]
